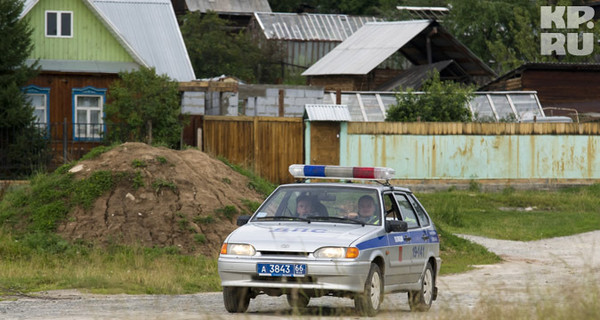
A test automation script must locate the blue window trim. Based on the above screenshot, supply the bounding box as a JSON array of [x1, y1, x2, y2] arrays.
[[72, 86, 107, 141], [22, 85, 51, 137], [22, 85, 50, 123]]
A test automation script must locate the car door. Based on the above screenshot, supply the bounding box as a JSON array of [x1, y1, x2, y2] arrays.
[[394, 192, 426, 282], [407, 193, 440, 263], [382, 192, 415, 286]]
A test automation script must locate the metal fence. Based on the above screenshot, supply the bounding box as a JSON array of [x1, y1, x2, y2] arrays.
[[0, 121, 110, 179]]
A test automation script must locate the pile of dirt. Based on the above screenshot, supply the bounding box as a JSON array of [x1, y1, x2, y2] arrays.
[[56, 142, 264, 256]]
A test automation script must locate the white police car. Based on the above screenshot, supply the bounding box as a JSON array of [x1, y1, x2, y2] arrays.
[[218, 165, 441, 316]]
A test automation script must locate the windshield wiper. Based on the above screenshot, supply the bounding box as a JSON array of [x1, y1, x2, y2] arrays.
[[308, 216, 366, 226], [255, 216, 311, 222]]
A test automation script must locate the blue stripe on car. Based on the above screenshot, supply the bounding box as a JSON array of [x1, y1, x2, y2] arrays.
[[355, 230, 439, 250]]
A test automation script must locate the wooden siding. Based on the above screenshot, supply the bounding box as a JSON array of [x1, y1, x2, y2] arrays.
[[203, 116, 304, 184], [29, 73, 117, 125], [521, 70, 600, 114], [28, 0, 134, 62], [347, 122, 600, 135]]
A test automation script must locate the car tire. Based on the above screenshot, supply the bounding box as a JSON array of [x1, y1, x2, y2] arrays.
[[287, 290, 310, 309], [408, 262, 434, 312], [223, 286, 250, 313], [354, 263, 383, 317]]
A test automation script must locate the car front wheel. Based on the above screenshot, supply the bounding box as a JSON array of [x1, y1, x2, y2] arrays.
[[354, 263, 384, 316], [223, 286, 250, 313], [408, 262, 434, 312]]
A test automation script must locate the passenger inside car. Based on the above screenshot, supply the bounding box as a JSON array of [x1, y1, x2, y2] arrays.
[[348, 195, 378, 223], [295, 195, 313, 217]]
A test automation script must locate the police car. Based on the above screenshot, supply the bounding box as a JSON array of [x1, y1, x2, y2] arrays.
[[218, 165, 441, 316]]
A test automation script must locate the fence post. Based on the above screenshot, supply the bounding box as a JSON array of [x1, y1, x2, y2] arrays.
[[63, 117, 67, 164], [147, 120, 152, 145]]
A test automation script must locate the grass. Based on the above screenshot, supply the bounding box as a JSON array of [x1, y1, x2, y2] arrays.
[[216, 156, 276, 197], [1, 172, 599, 295], [417, 184, 600, 241], [0, 233, 219, 295]]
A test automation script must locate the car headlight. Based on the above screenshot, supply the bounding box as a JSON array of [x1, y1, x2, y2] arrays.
[[221, 243, 256, 256], [314, 247, 359, 259]]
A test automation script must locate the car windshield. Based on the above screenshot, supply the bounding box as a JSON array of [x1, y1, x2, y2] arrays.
[[252, 186, 382, 226]]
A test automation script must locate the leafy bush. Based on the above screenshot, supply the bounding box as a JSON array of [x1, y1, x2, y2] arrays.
[[104, 67, 185, 148], [386, 71, 474, 122]]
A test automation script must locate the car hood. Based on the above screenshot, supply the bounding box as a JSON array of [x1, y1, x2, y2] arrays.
[[226, 222, 378, 253]]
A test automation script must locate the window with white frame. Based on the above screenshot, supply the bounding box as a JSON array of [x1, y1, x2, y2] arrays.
[[73, 87, 105, 140], [46, 11, 72, 37], [23, 85, 50, 129]]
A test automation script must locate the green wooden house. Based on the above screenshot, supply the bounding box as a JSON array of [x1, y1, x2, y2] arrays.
[[19, 0, 195, 159]]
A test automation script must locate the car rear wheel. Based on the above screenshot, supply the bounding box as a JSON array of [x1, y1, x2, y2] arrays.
[[408, 262, 434, 312], [223, 286, 250, 313], [354, 263, 383, 317], [287, 290, 310, 309]]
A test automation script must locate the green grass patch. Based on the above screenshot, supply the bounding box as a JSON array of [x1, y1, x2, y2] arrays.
[[131, 159, 147, 168], [0, 231, 220, 295], [215, 205, 237, 221], [0, 170, 117, 234], [151, 179, 177, 194], [217, 156, 276, 196], [79, 145, 115, 161], [155, 156, 168, 165], [417, 184, 600, 241], [193, 215, 215, 224], [241, 198, 261, 214]]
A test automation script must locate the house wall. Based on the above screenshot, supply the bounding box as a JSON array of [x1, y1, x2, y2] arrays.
[[521, 70, 600, 116], [336, 122, 600, 184], [238, 85, 324, 117], [28, 72, 117, 125], [27, 0, 134, 62], [308, 69, 403, 91]]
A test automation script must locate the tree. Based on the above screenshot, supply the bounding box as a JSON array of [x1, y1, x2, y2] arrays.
[[180, 11, 283, 83], [104, 67, 184, 148], [0, 0, 44, 178], [386, 71, 474, 122], [444, 0, 600, 74]]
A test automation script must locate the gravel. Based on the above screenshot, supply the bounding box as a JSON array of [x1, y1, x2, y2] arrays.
[[1, 230, 599, 319]]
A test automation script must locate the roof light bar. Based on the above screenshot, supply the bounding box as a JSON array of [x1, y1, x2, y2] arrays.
[[289, 164, 395, 180]]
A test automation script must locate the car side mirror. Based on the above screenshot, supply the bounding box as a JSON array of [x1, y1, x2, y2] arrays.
[[236, 215, 251, 226], [386, 220, 408, 233]]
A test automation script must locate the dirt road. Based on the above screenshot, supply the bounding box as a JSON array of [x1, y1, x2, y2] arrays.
[[1, 231, 598, 319]]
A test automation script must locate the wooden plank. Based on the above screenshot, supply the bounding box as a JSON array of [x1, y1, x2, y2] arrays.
[[347, 122, 600, 135]]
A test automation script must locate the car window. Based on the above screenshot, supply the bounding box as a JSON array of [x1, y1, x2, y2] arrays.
[[394, 193, 420, 229], [409, 195, 430, 227], [383, 193, 400, 221], [252, 186, 382, 225]]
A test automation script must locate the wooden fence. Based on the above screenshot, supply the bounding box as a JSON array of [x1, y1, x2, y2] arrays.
[[347, 122, 600, 135], [202, 116, 304, 184]]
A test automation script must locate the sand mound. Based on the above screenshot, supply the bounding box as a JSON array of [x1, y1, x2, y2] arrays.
[[56, 142, 264, 256]]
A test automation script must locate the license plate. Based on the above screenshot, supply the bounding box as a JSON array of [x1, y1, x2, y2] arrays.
[[257, 263, 306, 277]]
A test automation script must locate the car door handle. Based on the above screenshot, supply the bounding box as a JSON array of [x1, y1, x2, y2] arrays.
[[422, 235, 429, 240], [404, 236, 412, 241]]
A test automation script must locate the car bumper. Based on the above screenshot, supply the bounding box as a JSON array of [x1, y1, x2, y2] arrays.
[[218, 255, 372, 293]]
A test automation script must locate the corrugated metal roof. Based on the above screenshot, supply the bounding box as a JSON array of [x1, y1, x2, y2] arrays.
[[254, 12, 382, 41], [304, 104, 352, 121], [91, 0, 195, 81], [186, 0, 271, 14], [302, 20, 431, 75], [22, 0, 195, 81]]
